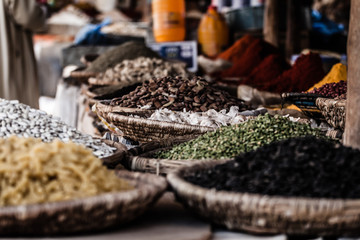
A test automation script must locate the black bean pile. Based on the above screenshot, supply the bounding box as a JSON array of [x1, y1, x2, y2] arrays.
[[185, 136, 360, 199], [110, 76, 249, 112], [85, 41, 160, 73], [308, 80, 347, 98]]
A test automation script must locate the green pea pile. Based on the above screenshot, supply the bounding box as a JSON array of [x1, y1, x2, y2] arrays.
[[155, 114, 328, 160]]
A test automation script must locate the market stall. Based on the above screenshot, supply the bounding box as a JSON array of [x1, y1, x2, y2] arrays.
[[1, 0, 359, 239]]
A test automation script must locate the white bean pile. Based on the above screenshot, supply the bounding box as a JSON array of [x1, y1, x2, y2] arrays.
[[0, 99, 115, 158]]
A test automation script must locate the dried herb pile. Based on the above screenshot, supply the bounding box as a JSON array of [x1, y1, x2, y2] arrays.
[[185, 136, 360, 199], [155, 114, 327, 160], [110, 76, 249, 112]]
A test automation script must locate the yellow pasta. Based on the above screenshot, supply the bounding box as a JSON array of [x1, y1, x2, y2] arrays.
[[0, 136, 132, 206]]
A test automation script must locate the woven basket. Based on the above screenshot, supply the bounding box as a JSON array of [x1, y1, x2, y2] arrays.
[[0, 171, 167, 236], [167, 160, 360, 236], [126, 136, 202, 175], [316, 98, 346, 130], [94, 102, 216, 143], [281, 93, 328, 120]]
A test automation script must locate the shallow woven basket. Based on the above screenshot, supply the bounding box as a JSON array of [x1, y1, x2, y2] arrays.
[[94, 102, 216, 143], [126, 136, 204, 175], [316, 97, 346, 130], [0, 171, 167, 236], [125, 126, 343, 175], [167, 160, 360, 236]]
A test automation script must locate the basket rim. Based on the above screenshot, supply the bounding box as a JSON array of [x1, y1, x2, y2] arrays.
[[0, 171, 167, 235]]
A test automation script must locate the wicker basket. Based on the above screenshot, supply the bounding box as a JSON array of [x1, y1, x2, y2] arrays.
[[167, 160, 360, 236], [316, 98, 346, 130], [0, 171, 167, 236], [281, 93, 328, 120], [126, 136, 203, 175], [94, 102, 216, 143]]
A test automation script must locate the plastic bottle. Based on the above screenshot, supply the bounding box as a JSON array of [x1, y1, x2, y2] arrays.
[[198, 5, 229, 58], [152, 0, 185, 42]]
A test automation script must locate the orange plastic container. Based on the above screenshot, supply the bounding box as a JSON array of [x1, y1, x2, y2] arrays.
[[152, 0, 185, 42], [198, 6, 229, 57]]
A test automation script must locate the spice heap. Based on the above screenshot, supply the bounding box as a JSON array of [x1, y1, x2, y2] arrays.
[[307, 63, 347, 92], [85, 41, 160, 73], [155, 114, 326, 160], [265, 52, 325, 93], [0, 136, 132, 206], [308, 80, 347, 98], [185, 136, 360, 199], [218, 35, 279, 78], [0, 99, 115, 158], [148, 107, 266, 128], [89, 57, 188, 86], [110, 76, 249, 112], [241, 54, 291, 90]]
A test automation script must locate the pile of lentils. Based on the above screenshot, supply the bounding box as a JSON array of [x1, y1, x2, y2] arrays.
[[185, 136, 360, 199], [155, 114, 327, 160], [89, 57, 188, 86], [308, 80, 347, 98], [0, 99, 115, 158], [110, 76, 249, 112]]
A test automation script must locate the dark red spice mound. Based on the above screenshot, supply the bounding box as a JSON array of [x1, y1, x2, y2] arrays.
[[240, 54, 291, 91], [264, 52, 325, 93]]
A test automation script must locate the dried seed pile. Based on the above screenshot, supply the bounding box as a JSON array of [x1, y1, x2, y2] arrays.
[[308, 80, 347, 98], [110, 76, 249, 112], [0, 99, 115, 158], [155, 114, 327, 160], [85, 41, 160, 73], [185, 136, 360, 199], [148, 107, 266, 128], [89, 57, 188, 86]]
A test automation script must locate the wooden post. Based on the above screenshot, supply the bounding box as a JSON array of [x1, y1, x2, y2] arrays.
[[285, 0, 300, 58], [344, 0, 360, 149], [263, 0, 280, 47]]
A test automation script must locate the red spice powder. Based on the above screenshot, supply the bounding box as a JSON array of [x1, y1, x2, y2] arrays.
[[219, 36, 279, 78], [240, 54, 291, 91], [218, 34, 256, 62], [264, 52, 325, 93]]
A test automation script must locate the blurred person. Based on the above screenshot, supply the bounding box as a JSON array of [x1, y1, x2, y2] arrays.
[[0, 0, 47, 108]]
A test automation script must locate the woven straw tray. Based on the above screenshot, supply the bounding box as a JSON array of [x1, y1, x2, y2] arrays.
[[94, 102, 216, 143], [167, 160, 360, 236], [0, 171, 167, 236], [126, 136, 204, 175], [124, 125, 343, 175], [316, 97, 346, 130]]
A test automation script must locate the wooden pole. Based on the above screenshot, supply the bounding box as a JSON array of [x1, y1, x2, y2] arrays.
[[263, 0, 280, 47], [344, 0, 360, 149], [285, 0, 300, 58]]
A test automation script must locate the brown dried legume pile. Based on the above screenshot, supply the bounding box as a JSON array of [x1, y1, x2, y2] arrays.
[[110, 76, 250, 112]]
